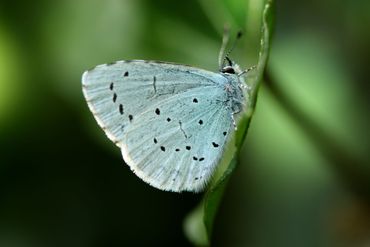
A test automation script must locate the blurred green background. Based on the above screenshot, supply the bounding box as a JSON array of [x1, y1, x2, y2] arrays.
[[0, 0, 369, 246]]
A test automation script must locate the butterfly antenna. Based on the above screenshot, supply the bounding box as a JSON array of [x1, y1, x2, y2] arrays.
[[218, 25, 231, 70], [221, 31, 243, 69]]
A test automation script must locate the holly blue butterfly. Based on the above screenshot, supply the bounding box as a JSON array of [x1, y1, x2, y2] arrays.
[[82, 31, 254, 192]]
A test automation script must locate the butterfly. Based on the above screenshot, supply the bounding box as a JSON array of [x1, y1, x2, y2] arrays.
[[82, 31, 254, 192]]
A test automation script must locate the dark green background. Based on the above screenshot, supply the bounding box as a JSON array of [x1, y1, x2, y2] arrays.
[[0, 0, 369, 246]]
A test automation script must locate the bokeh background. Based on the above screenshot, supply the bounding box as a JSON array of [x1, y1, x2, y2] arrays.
[[0, 0, 369, 246]]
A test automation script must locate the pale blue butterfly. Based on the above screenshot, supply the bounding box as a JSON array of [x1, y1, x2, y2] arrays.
[[82, 31, 254, 192]]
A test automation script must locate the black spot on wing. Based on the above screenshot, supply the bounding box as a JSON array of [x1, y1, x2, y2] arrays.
[[129, 115, 133, 122], [160, 146, 166, 152], [119, 104, 124, 115], [109, 82, 114, 90], [124, 71, 129, 77], [113, 93, 117, 103], [212, 142, 219, 148], [186, 146, 191, 150], [155, 108, 160, 115]]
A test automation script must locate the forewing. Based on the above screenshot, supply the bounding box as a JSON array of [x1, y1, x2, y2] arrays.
[[82, 60, 220, 144], [82, 60, 233, 192]]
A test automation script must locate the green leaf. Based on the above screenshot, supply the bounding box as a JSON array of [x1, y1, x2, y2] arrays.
[[184, 0, 275, 246]]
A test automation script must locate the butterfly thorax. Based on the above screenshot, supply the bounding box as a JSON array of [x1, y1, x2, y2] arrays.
[[219, 64, 247, 117]]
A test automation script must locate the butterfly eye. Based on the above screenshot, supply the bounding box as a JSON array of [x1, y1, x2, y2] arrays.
[[221, 66, 235, 74]]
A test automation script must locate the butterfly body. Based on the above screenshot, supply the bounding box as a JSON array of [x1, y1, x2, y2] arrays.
[[82, 60, 249, 192]]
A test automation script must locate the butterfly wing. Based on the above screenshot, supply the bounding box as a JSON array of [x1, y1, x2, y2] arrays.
[[82, 60, 234, 192]]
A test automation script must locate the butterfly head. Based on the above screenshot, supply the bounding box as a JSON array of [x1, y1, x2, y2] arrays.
[[219, 30, 256, 78], [220, 56, 244, 76]]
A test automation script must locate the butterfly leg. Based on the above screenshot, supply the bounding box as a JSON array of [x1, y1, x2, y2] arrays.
[[231, 112, 237, 130], [231, 107, 242, 130], [237, 65, 257, 77], [225, 99, 242, 130], [239, 83, 251, 92]]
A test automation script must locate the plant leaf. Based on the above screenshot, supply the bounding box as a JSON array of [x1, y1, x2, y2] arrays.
[[184, 0, 274, 246]]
